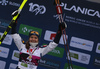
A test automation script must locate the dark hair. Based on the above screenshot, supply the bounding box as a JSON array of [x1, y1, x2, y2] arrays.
[[25, 40, 30, 50]]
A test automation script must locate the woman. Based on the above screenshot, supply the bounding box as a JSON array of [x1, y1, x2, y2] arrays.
[[11, 11, 67, 69]]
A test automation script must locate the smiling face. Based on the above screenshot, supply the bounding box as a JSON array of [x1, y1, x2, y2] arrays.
[[29, 35, 39, 43]]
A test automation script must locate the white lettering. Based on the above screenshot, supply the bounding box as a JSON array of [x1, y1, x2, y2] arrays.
[[51, 49, 60, 54], [9, 1, 20, 7], [39, 59, 46, 63], [29, 3, 46, 15], [95, 59, 100, 63], [61, 2, 100, 18]]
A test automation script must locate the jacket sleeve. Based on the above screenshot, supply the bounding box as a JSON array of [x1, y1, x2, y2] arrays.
[[11, 33, 25, 50], [40, 42, 58, 56]]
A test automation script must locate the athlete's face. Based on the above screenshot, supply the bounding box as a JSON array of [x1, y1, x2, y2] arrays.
[[29, 35, 39, 43]]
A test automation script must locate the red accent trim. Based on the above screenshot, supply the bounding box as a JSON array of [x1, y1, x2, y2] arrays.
[[56, 6, 62, 14]]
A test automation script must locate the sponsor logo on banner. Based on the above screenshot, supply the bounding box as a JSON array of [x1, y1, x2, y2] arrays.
[[47, 47, 64, 58], [9, 63, 17, 69], [0, 46, 9, 58], [0, 19, 9, 29], [0, 60, 6, 69], [18, 24, 42, 37], [64, 63, 87, 69], [60, 2, 100, 18], [70, 52, 78, 60], [94, 57, 100, 67], [0, 32, 12, 45], [39, 57, 61, 69], [12, 50, 19, 61], [0, 0, 20, 7], [68, 50, 90, 64], [29, 3, 46, 15], [96, 43, 100, 54], [44, 30, 68, 45], [0, 0, 8, 5], [70, 37, 94, 51]]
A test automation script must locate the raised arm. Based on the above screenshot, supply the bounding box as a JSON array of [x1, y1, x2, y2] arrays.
[[11, 10, 25, 50], [40, 22, 67, 56]]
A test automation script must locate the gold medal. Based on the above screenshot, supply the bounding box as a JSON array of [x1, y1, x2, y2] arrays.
[[29, 55, 32, 59], [28, 48, 37, 60]]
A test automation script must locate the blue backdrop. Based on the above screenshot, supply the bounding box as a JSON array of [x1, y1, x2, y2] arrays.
[[0, 0, 100, 69]]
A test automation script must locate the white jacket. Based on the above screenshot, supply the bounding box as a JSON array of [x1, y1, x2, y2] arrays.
[[11, 33, 58, 69]]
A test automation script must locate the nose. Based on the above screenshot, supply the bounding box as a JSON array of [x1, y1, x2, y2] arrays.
[[31, 38, 36, 42]]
